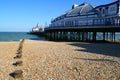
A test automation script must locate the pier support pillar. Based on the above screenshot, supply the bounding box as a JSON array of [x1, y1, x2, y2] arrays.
[[103, 32, 105, 41], [93, 32, 96, 41]]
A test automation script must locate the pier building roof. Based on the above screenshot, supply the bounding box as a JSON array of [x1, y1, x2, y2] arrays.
[[52, 2, 98, 22], [66, 3, 93, 16]]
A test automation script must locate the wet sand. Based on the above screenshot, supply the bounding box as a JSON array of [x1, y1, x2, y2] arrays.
[[0, 40, 120, 80]]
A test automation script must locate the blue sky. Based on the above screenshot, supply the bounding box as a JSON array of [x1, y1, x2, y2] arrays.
[[0, 0, 115, 32]]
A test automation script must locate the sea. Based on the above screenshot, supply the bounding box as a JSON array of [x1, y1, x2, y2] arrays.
[[0, 32, 45, 42], [0, 32, 120, 42]]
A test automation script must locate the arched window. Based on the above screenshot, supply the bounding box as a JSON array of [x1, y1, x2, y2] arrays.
[[102, 9, 105, 14]]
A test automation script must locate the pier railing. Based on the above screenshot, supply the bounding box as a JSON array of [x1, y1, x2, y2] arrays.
[[45, 25, 120, 31]]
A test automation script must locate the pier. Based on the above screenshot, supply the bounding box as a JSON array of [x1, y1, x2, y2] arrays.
[[45, 26, 120, 42], [44, 0, 120, 42]]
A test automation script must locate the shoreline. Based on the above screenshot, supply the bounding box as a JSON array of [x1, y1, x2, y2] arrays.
[[0, 41, 19, 43], [0, 39, 120, 43]]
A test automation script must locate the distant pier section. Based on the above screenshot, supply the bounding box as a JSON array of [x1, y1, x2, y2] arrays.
[[28, 24, 45, 36], [44, 0, 120, 42]]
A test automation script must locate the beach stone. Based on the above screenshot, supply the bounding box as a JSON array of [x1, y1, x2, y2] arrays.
[[13, 60, 23, 66], [13, 70, 23, 79]]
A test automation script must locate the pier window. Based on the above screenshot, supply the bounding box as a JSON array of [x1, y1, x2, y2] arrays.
[[75, 20, 78, 26], [88, 20, 93, 25], [99, 8, 102, 11], [105, 7, 108, 16], [65, 21, 74, 27], [94, 19, 97, 25], [110, 6, 115, 11], [102, 9, 105, 14], [61, 21, 64, 26]]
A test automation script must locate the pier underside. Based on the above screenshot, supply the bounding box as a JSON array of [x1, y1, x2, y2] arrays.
[[45, 26, 120, 42]]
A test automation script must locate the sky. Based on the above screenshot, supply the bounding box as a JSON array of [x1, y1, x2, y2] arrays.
[[0, 0, 116, 32]]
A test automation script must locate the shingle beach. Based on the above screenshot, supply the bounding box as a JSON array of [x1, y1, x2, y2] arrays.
[[0, 40, 120, 80]]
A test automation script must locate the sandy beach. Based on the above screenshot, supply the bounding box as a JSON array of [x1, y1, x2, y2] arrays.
[[0, 40, 120, 80]]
